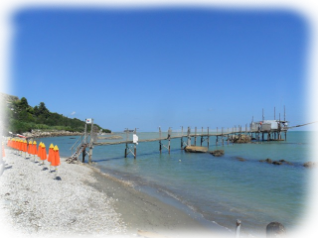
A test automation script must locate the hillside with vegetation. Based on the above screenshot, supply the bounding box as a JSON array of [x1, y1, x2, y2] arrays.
[[1, 93, 111, 135]]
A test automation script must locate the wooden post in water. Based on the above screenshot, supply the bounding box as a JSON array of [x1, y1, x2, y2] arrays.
[[134, 128, 137, 159], [222, 127, 224, 145], [125, 128, 129, 158], [216, 127, 218, 146], [159, 127, 162, 154], [187, 127, 191, 146], [200, 127, 203, 146], [82, 121, 88, 162], [207, 127, 210, 148], [181, 126, 183, 149], [83, 122, 88, 144], [88, 118, 94, 164], [228, 128, 230, 144], [266, 222, 286, 237], [284, 106, 287, 141], [168, 127, 172, 154]]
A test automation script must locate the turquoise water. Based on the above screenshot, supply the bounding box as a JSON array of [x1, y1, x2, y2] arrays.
[[39, 131, 313, 235]]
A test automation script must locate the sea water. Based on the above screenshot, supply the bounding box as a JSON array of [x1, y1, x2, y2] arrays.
[[40, 131, 313, 235]]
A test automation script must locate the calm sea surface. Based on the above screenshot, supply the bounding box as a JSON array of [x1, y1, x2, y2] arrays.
[[40, 131, 314, 235]]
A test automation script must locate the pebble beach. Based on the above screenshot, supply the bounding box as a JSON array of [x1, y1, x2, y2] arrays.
[[0, 150, 127, 237], [0, 148, 216, 238]]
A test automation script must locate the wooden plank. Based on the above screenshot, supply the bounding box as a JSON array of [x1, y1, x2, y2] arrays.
[[137, 230, 172, 238]]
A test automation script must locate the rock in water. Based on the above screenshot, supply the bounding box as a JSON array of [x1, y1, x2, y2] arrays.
[[184, 146, 208, 153], [210, 150, 225, 157], [229, 134, 251, 143]]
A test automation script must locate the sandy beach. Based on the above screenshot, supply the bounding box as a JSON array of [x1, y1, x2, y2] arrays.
[[0, 148, 224, 238]]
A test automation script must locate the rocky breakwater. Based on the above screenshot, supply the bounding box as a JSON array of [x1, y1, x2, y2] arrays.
[[23, 130, 83, 139]]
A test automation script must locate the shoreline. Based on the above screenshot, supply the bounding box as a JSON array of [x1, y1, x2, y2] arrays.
[[22, 131, 84, 139], [0, 149, 228, 238], [86, 164, 229, 237]]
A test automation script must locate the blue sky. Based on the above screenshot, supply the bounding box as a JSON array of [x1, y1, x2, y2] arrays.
[[8, 6, 308, 132]]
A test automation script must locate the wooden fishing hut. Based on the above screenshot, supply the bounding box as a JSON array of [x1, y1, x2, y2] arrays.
[[249, 120, 288, 141]]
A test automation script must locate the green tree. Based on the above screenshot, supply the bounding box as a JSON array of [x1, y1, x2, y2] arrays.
[[18, 97, 29, 111], [38, 102, 50, 118], [34, 106, 40, 116]]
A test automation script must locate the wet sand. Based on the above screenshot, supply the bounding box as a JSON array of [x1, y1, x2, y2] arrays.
[[86, 165, 228, 238]]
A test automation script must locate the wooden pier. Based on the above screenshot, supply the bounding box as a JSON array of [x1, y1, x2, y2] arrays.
[[69, 125, 291, 163], [67, 107, 316, 163]]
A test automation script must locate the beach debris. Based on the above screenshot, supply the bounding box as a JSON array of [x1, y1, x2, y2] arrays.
[[303, 161, 315, 168], [137, 230, 172, 238], [184, 146, 208, 153], [210, 150, 224, 157], [229, 134, 251, 143]]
